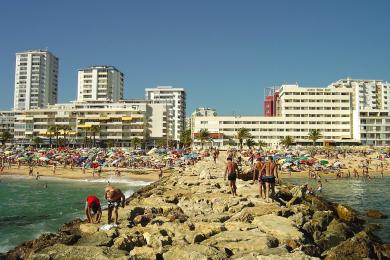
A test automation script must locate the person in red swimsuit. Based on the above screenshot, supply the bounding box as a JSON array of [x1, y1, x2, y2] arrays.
[[85, 195, 102, 224]]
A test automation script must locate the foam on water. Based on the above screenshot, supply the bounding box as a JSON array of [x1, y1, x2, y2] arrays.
[[0, 178, 148, 253]]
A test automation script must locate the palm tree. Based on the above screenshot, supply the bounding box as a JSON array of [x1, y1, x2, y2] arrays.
[[180, 129, 192, 148], [1, 131, 13, 146], [257, 140, 267, 151], [236, 128, 252, 150], [308, 129, 322, 146], [61, 125, 72, 147], [32, 136, 43, 147], [131, 137, 141, 149], [197, 129, 209, 149], [280, 136, 294, 148], [47, 125, 59, 148], [245, 138, 256, 149], [89, 125, 100, 147]]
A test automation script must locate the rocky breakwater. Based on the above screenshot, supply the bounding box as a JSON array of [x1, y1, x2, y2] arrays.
[[2, 157, 390, 260]]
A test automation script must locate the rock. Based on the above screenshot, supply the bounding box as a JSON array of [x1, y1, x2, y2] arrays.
[[112, 233, 146, 251], [288, 212, 305, 228], [286, 239, 300, 251], [133, 214, 151, 226], [163, 244, 227, 260], [305, 195, 332, 211], [129, 246, 158, 260], [323, 231, 381, 259], [29, 244, 128, 260], [79, 223, 99, 234], [301, 244, 322, 257], [315, 219, 353, 251], [193, 233, 206, 243], [366, 209, 387, 219], [76, 231, 113, 246], [251, 214, 304, 243], [224, 221, 257, 231], [128, 207, 145, 221], [233, 250, 320, 259], [335, 204, 360, 223], [310, 211, 333, 232], [286, 185, 306, 207], [202, 230, 271, 255]]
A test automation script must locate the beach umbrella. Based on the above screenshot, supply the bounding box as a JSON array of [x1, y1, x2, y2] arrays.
[[320, 160, 329, 165]]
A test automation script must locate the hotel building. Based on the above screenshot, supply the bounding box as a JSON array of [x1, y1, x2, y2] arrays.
[[145, 86, 186, 141], [77, 66, 124, 102], [14, 50, 59, 111], [13, 100, 166, 147]]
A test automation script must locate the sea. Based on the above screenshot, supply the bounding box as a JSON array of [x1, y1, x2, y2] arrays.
[[287, 176, 390, 243], [0, 176, 149, 253]]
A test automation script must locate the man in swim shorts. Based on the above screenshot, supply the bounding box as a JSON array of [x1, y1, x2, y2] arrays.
[[85, 195, 102, 224], [253, 157, 265, 199], [224, 157, 239, 196], [105, 185, 125, 224], [262, 156, 278, 202]]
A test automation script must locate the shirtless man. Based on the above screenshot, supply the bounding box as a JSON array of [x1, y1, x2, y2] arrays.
[[262, 156, 278, 203], [253, 157, 265, 199], [105, 185, 125, 224], [224, 157, 239, 196], [85, 195, 102, 224]]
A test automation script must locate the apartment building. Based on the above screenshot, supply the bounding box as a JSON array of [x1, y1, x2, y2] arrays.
[[145, 86, 186, 141], [77, 66, 124, 102], [14, 50, 59, 110], [13, 100, 167, 146], [0, 111, 16, 137], [192, 84, 358, 148]]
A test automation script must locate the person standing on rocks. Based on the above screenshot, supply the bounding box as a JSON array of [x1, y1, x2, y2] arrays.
[[224, 157, 239, 196], [262, 156, 278, 203], [105, 185, 125, 225], [253, 157, 265, 199], [85, 195, 102, 224]]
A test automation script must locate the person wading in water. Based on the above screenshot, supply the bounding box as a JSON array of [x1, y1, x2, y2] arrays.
[[224, 157, 239, 196]]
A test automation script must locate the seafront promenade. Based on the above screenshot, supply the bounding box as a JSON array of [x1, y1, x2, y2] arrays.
[[2, 155, 389, 259]]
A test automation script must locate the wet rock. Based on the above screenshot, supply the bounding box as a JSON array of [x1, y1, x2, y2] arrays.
[[335, 204, 360, 223], [366, 209, 387, 219], [163, 244, 227, 260]]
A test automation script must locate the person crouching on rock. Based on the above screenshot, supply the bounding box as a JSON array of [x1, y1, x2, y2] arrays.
[[225, 157, 239, 196], [105, 185, 125, 225], [85, 195, 102, 224]]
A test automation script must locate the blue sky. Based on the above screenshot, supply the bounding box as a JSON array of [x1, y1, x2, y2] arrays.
[[0, 0, 389, 115]]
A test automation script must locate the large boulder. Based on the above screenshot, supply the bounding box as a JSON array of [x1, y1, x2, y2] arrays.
[[315, 219, 352, 250], [251, 215, 304, 243], [335, 204, 360, 223], [366, 209, 387, 219], [129, 246, 159, 260], [323, 231, 382, 259], [163, 244, 227, 260], [30, 244, 128, 260]]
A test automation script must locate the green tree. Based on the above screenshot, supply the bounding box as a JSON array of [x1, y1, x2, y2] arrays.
[[89, 125, 100, 147], [245, 138, 256, 149], [196, 129, 210, 149], [308, 129, 322, 146], [48, 125, 60, 147], [61, 125, 72, 147], [32, 136, 43, 147], [236, 128, 252, 150], [1, 131, 13, 146], [280, 136, 294, 148], [131, 137, 141, 149], [257, 140, 267, 151], [180, 129, 192, 148]]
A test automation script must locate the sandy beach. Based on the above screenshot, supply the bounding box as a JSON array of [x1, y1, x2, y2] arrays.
[[0, 165, 166, 182]]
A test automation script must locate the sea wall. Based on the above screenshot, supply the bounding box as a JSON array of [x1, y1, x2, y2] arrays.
[[2, 158, 390, 260]]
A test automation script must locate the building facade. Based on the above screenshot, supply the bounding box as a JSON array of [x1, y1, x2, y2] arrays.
[[13, 100, 163, 147], [14, 50, 59, 111], [145, 86, 186, 141], [0, 111, 16, 139], [77, 66, 124, 102]]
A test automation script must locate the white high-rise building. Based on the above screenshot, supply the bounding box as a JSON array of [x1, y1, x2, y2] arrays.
[[145, 86, 186, 141], [77, 66, 124, 102], [13, 50, 59, 111]]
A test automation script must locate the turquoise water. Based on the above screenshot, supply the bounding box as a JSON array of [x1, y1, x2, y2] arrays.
[[0, 177, 148, 253], [286, 175, 390, 242]]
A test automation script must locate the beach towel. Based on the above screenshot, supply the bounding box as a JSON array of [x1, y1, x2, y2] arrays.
[[99, 223, 118, 231]]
